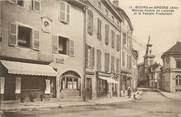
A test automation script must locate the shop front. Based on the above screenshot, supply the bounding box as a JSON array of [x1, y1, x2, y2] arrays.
[[59, 71, 81, 99], [120, 71, 132, 97], [0, 60, 57, 102], [97, 72, 118, 98]]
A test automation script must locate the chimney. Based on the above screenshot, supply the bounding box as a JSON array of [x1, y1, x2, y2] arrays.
[[113, 0, 119, 7]]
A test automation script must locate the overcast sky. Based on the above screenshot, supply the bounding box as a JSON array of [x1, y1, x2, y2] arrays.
[[115, 0, 181, 64]]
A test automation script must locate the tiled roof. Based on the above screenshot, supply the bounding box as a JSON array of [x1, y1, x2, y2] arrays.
[[162, 42, 181, 57]]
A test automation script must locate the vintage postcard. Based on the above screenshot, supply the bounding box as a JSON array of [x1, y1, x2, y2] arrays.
[[0, 0, 180, 117]]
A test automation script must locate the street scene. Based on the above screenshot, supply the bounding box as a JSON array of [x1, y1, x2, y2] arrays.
[[1, 89, 181, 117], [0, 0, 181, 117]]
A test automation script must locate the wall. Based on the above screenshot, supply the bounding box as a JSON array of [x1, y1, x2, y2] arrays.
[[0, 1, 52, 62], [41, 0, 85, 98]]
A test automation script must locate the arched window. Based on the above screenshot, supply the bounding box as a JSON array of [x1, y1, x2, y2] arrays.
[[176, 75, 181, 86], [60, 71, 81, 90]]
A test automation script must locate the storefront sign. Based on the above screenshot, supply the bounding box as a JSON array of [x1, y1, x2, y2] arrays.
[[56, 58, 64, 64], [15, 77, 21, 94], [0, 77, 5, 94], [45, 79, 51, 94]]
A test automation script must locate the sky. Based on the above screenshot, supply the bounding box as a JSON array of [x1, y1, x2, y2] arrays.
[[115, 0, 181, 64]]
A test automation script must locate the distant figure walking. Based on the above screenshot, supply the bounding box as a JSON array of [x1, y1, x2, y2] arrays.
[[128, 87, 131, 98]]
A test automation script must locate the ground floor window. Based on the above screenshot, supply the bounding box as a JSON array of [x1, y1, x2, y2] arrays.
[[176, 75, 181, 86], [97, 79, 108, 97], [61, 77, 80, 90], [60, 71, 81, 90]]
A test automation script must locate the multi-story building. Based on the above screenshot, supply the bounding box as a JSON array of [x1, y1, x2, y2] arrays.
[[137, 63, 145, 87], [0, 0, 136, 102], [0, 0, 57, 102], [148, 63, 161, 89], [41, 0, 86, 100], [114, 4, 134, 96], [161, 42, 181, 92], [131, 49, 138, 90], [84, 0, 122, 99]]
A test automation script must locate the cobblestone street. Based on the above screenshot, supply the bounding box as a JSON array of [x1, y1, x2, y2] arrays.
[[1, 90, 181, 117]]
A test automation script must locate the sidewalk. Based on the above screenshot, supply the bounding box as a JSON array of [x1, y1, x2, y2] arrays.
[[157, 90, 181, 101], [0, 96, 133, 112]]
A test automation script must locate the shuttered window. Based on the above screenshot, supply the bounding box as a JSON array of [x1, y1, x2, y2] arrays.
[[123, 33, 127, 46], [91, 47, 95, 68], [116, 58, 120, 73], [111, 30, 115, 48], [32, 0, 41, 11], [33, 30, 39, 50], [111, 56, 115, 73], [69, 40, 75, 57], [122, 52, 125, 67], [87, 9, 93, 35], [105, 53, 110, 73], [85, 44, 88, 67], [9, 23, 38, 50], [9, 23, 17, 46], [97, 49, 102, 71], [105, 24, 109, 45], [97, 18, 102, 40], [52, 35, 58, 54], [116, 34, 121, 51], [59, 1, 70, 24], [86, 45, 94, 68]]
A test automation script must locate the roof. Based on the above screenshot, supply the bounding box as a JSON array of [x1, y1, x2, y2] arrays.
[[1, 60, 57, 77], [162, 41, 181, 58], [114, 7, 134, 31]]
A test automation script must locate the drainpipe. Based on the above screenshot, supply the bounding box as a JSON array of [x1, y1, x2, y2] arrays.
[[82, 5, 87, 102]]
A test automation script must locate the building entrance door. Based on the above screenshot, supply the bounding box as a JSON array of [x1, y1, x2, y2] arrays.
[[86, 78, 92, 100], [4, 77, 16, 100]]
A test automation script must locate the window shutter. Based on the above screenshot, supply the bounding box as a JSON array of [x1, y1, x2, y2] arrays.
[[116, 59, 120, 73], [111, 30, 115, 48], [85, 44, 88, 67], [66, 4, 70, 23], [8, 23, 17, 46], [33, 30, 39, 50], [32, 0, 40, 11], [117, 35, 121, 51], [97, 18, 101, 40], [91, 47, 95, 67], [52, 35, 58, 54], [97, 49, 101, 70], [69, 40, 75, 57], [105, 24, 109, 45], [87, 10, 93, 35], [59, 1, 66, 22]]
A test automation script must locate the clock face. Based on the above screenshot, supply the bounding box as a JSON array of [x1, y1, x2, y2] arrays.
[[42, 17, 52, 33], [166, 57, 170, 64], [44, 21, 49, 27]]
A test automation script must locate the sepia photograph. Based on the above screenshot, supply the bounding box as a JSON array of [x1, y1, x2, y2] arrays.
[[0, 0, 180, 116]]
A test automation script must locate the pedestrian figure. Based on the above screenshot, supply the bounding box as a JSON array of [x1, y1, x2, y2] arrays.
[[128, 87, 131, 98]]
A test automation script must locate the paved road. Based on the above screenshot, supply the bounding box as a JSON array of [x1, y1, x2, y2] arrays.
[[2, 91, 181, 117]]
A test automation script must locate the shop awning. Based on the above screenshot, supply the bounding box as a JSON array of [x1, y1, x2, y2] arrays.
[[1, 60, 57, 77], [99, 76, 118, 84]]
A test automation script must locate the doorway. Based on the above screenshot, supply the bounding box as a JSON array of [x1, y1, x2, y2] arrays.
[[86, 78, 92, 100], [4, 77, 16, 100]]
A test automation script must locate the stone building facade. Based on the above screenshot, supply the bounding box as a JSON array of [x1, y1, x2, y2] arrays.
[[41, 0, 86, 100], [161, 42, 181, 92], [0, 0, 136, 102], [0, 0, 57, 102], [84, 0, 122, 99]]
